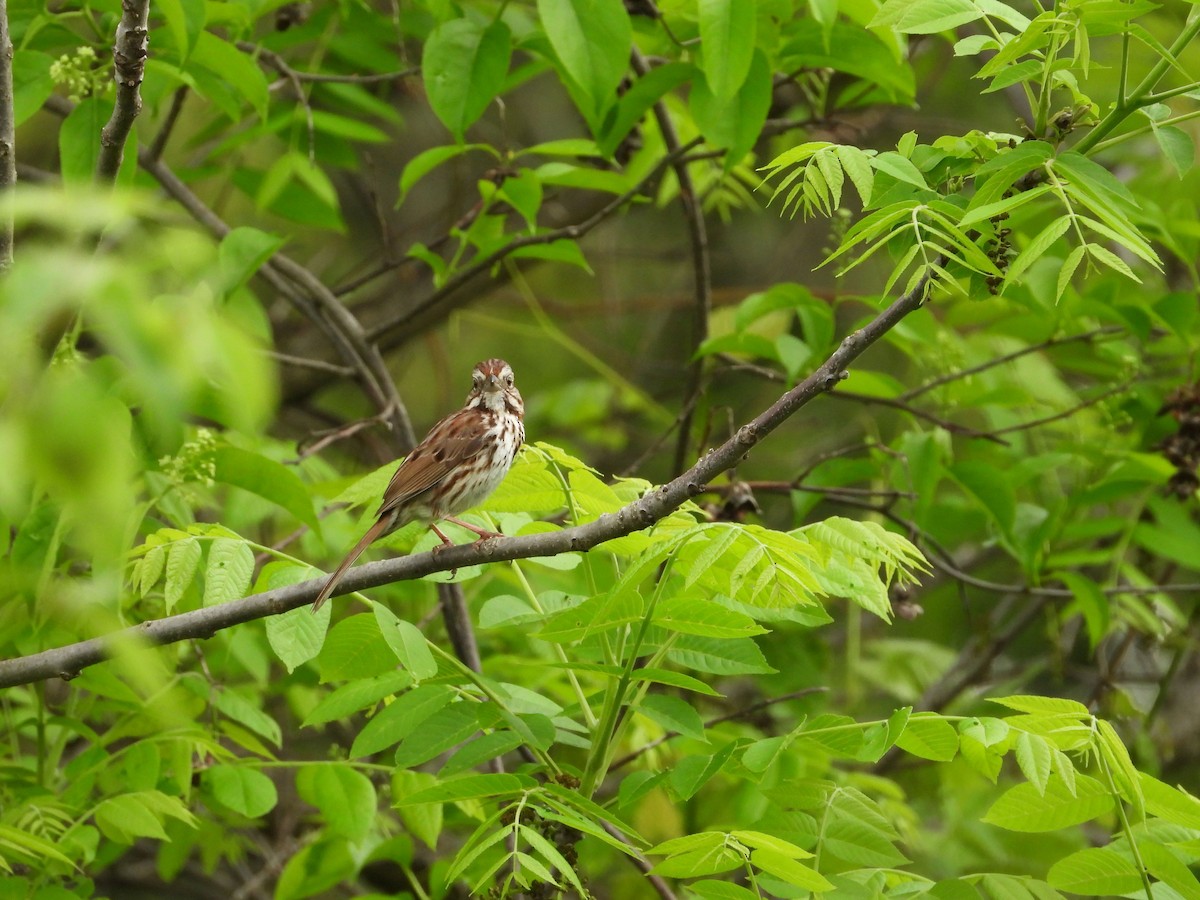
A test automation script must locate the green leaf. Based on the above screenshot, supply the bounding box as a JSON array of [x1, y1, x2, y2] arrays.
[[217, 228, 285, 295], [394, 703, 480, 768], [94, 793, 169, 842], [1005, 216, 1070, 286], [698, 0, 756, 100], [1140, 772, 1200, 829], [423, 19, 512, 141], [204, 766, 278, 818], [190, 33, 269, 121], [203, 538, 255, 606], [949, 460, 1015, 535], [373, 605, 438, 681], [750, 848, 834, 890], [317, 613, 401, 683], [538, 0, 632, 126], [872, 0, 984, 34], [12, 50, 54, 126], [670, 741, 738, 800], [350, 684, 455, 758], [212, 447, 317, 530], [872, 151, 929, 190], [1014, 731, 1054, 795], [302, 671, 412, 728], [639, 694, 707, 742], [990, 695, 1091, 716], [399, 144, 495, 203], [164, 538, 202, 612], [537, 589, 643, 642], [982, 773, 1114, 832], [1154, 124, 1195, 178], [896, 713, 959, 761], [690, 50, 772, 168], [1142, 840, 1200, 897], [1046, 848, 1144, 895], [397, 772, 534, 804], [266, 596, 328, 674], [668, 635, 776, 675], [1058, 571, 1110, 651], [654, 596, 768, 638], [1056, 244, 1086, 303], [212, 688, 282, 747], [58, 96, 109, 186], [296, 765, 377, 841], [155, 0, 205, 62], [597, 61, 693, 158]]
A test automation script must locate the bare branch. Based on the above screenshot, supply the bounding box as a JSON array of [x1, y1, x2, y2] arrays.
[[0, 0, 14, 268], [631, 49, 712, 477], [0, 266, 936, 688], [97, 0, 150, 181]]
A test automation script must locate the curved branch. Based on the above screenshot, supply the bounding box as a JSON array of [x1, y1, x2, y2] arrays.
[[0, 0, 15, 268], [97, 0, 150, 181], [0, 270, 934, 689]]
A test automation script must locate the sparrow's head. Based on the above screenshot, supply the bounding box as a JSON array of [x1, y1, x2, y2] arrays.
[[469, 358, 523, 417]]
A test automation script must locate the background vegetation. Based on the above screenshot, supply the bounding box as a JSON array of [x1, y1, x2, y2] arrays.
[[1, 0, 1199, 898]]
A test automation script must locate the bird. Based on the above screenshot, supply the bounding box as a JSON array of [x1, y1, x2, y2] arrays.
[[311, 358, 524, 612]]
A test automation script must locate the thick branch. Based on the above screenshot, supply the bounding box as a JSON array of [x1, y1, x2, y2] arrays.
[[97, 0, 150, 181], [0, 271, 933, 688], [0, 0, 13, 269]]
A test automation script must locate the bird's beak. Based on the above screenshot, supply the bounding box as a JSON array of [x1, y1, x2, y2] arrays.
[[484, 374, 501, 392]]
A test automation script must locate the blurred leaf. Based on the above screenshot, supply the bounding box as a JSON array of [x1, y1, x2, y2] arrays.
[[698, 0, 756, 100], [212, 446, 318, 530]]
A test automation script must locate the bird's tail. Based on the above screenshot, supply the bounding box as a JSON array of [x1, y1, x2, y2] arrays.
[[311, 517, 389, 612]]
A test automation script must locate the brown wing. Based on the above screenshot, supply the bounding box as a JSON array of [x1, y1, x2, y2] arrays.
[[376, 408, 492, 516]]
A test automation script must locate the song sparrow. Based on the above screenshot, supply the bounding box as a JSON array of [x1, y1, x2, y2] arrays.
[[311, 358, 524, 612]]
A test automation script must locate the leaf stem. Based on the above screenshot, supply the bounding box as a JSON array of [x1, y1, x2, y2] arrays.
[[1095, 728, 1153, 898], [510, 560, 598, 728], [1075, 13, 1200, 153]]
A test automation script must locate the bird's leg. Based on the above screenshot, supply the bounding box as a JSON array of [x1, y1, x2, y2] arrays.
[[430, 523, 457, 547], [444, 516, 503, 540]]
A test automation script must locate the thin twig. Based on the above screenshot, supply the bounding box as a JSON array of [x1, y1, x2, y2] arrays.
[[285, 67, 418, 84], [268, 350, 354, 377], [632, 48, 712, 477], [0, 0, 13, 269], [236, 41, 316, 163], [146, 86, 188, 163], [610, 688, 827, 770], [0, 263, 938, 688], [898, 326, 1123, 401], [601, 821, 681, 900], [96, 0, 150, 181], [828, 389, 1010, 444], [989, 379, 1131, 436]]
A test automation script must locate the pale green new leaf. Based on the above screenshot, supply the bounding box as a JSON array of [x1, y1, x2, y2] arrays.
[[983, 773, 1114, 832]]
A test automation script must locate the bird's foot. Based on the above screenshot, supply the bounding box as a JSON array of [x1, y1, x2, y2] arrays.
[[444, 516, 503, 542]]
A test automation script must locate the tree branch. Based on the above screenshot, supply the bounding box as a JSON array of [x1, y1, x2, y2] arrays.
[[0, 267, 937, 688], [97, 0, 150, 181], [630, 48, 712, 477], [0, 0, 13, 269]]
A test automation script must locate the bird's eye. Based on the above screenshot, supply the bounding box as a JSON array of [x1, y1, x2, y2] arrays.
[[505, 374, 513, 386]]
